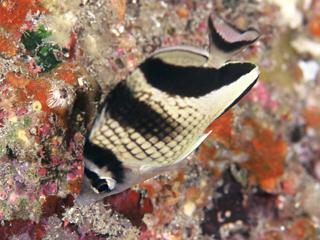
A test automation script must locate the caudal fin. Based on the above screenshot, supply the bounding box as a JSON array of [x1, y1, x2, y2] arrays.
[[208, 14, 260, 67]]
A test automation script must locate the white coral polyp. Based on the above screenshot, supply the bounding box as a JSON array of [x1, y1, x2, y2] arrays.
[[47, 84, 74, 109]]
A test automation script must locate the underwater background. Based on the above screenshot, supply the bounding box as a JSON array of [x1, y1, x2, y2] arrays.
[[0, 0, 320, 239]]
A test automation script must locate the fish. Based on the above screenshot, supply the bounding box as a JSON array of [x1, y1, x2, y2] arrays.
[[77, 14, 260, 204]]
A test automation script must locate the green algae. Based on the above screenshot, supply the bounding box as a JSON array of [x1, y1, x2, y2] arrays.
[[21, 25, 52, 52], [21, 25, 62, 72]]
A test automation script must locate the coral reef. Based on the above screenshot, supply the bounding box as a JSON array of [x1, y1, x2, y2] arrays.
[[0, 0, 320, 239]]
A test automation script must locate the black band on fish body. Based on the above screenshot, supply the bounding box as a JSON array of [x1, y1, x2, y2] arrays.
[[139, 58, 256, 97], [105, 83, 177, 143]]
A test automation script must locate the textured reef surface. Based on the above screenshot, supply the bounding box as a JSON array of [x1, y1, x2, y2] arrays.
[[0, 0, 320, 239]]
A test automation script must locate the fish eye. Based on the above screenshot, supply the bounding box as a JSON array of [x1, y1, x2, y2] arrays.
[[85, 167, 118, 193], [94, 177, 117, 193], [104, 177, 116, 191]]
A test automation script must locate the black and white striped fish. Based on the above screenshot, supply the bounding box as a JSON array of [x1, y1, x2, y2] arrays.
[[77, 14, 260, 204]]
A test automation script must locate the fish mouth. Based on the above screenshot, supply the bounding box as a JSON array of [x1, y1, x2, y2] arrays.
[[76, 183, 132, 205]]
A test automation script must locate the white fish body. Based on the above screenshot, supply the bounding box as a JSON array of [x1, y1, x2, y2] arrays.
[[77, 15, 260, 204]]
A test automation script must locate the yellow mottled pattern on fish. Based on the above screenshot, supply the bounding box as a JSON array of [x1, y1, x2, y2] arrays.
[[78, 14, 260, 204], [89, 69, 212, 168]]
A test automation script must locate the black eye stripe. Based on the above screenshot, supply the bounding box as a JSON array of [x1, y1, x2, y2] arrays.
[[84, 167, 110, 193], [84, 141, 124, 184]]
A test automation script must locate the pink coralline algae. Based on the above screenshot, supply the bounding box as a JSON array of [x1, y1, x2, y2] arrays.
[[0, 108, 8, 128], [0, 220, 46, 240], [105, 189, 153, 230], [245, 81, 279, 111]]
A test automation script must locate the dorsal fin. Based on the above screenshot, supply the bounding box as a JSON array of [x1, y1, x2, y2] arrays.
[[150, 45, 209, 67]]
